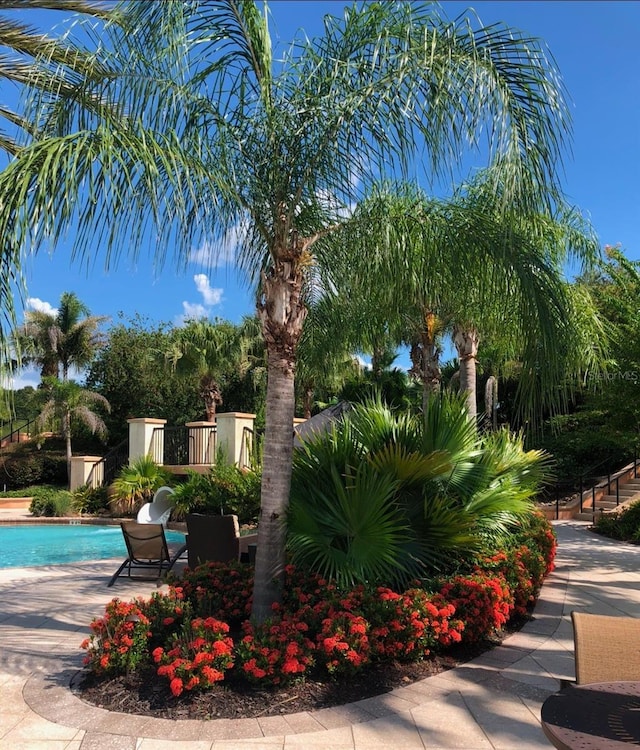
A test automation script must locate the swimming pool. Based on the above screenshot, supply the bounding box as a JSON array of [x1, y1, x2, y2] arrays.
[[0, 524, 186, 569]]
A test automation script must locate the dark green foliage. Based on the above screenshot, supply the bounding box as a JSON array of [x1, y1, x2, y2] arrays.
[[593, 501, 640, 543], [71, 483, 111, 515], [171, 463, 262, 525], [29, 487, 72, 516], [537, 409, 631, 481], [2, 452, 67, 489], [339, 370, 420, 412], [0, 434, 105, 490], [110, 456, 173, 515], [532, 248, 640, 479], [86, 316, 202, 443]]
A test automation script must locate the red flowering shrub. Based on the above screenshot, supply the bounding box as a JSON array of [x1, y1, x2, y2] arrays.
[[521, 511, 557, 576], [478, 550, 533, 617], [139, 589, 192, 649], [236, 616, 315, 686], [170, 561, 253, 625], [81, 598, 151, 675], [316, 610, 371, 675], [364, 587, 463, 660], [152, 617, 234, 696], [81, 512, 557, 692], [279, 565, 341, 611], [439, 572, 513, 643]]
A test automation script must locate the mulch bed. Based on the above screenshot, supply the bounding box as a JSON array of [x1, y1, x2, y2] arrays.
[[75, 620, 527, 721]]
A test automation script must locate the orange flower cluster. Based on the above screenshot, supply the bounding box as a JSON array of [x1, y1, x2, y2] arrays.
[[152, 617, 234, 696]]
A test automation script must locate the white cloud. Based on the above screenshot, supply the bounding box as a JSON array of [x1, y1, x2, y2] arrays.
[[5, 365, 40, 390], [194, 274, 223, 306], [174, 301, 209, 326], [174, 273, 224, 326], [26, 297, 57, 316]]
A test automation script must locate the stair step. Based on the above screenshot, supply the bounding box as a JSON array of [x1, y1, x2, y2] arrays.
[[597, 489, 639, 496]]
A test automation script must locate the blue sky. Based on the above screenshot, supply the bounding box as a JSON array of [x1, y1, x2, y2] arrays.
[[9, 1, 640, 386]]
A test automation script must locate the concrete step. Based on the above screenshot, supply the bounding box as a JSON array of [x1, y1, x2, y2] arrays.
[[575, 512, 597, 521], [597, 502, 620, 510]]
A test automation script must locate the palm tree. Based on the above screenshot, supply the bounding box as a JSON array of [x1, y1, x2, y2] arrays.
[[0, 1, 571, 620], [37, 376, 109, 483], [17, 291, 107, 382], [331, 179, 604, 425], [0, 2, 117, 382], [0, 0, 117, 157], [165, 315, 264, 421]]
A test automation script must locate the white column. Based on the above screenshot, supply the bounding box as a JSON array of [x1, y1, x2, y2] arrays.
[[215, 412, 256, 467], [127, 417, 167, 465], [70, 455, 104, 491]]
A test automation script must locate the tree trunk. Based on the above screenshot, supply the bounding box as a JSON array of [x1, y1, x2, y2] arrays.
[[252, 243, 307, 622], [409, 335, 441, 414], [63, 408, 72, 485], [409, 311, 442, 414], [303, 386, 313, 420], [199, 374, 223, 422], [485, 375, 498, 431], [453, 326, 480, 421]]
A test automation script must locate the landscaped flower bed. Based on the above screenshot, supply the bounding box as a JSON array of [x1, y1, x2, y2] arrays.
[[81, 511, 556, 702]]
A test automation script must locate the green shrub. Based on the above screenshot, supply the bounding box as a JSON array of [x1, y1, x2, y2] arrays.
[[29, 487, 73, 516], [594, 500, 640, 542], [0, 484, 60, 498], [171, 463, 261, 525], [288, 397, 550, 588], [110, 456, 173, 516], [4, 454, 67, 489], [71, 484, 111, 515]]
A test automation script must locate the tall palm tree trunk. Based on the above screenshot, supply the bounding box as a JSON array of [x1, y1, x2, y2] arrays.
[[409, 338, 442, 413], [199, 374, 222, 422], [252, 251, 307, 621], [409, 312, 442, 413], [453, 326, 480, 421], [63, 408, 72, 484]]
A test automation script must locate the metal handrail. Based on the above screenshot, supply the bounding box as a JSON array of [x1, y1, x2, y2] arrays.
[[86, 438, 129, 487], [0, 417, 37, 445], [551, 452, 639, 520]]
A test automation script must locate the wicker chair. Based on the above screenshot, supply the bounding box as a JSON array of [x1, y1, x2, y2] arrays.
[[571, 611, 640, 685]]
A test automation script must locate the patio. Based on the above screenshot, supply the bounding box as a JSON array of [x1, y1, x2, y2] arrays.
[[0, 519, 638, 749]]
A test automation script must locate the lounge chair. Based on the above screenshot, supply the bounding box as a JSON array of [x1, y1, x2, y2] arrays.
[[136, 486, 175, 527], [107, 521, 187, 587], [571, 611, 640, 684], [185, 513, 240, 568]]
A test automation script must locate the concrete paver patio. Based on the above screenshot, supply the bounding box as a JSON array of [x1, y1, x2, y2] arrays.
[[1, 519, 638, 749]]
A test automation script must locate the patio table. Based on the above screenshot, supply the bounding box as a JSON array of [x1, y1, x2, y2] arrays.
[[541, 681, 640, 749]]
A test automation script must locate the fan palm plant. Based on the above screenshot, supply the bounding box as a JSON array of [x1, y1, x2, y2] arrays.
[[0, 1, 571, 618], [289, 396, 550, 587], [110, 455, 172, 515]]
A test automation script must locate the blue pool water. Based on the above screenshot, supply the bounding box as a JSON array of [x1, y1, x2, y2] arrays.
[[0, 524, 186, 569]]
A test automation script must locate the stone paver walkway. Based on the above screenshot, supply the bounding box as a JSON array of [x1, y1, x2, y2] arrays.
[[1, 520, 639, 749]]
